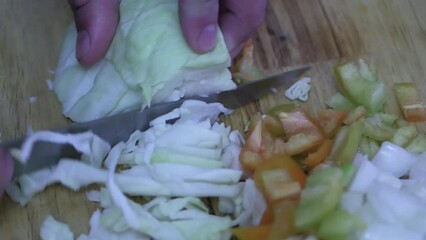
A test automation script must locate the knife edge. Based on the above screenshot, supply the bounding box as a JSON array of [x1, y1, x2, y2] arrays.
[[6, 66, 311, 177]]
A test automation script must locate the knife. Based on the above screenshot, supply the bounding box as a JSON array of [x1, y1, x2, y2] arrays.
[[4, 66, 310, 178]]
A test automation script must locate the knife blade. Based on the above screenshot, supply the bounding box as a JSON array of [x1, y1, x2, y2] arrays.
[[5, 66, 310, 178]]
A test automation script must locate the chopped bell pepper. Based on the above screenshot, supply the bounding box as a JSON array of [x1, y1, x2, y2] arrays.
[[373, 113, 398, 126], [360, 136, 380, 159], [240, 115, 264, 172], [343, 106, 367, 125], [334, 59, 386, 113], [263, 115, 285, 137], [319, 109, 348, 138], [393, 82, 426, 122], [246, 112, 262, 135], [279, 109, 324, 137], [341, 163, 356, 187], [240, 114, 287, 172], [268, 103, 296, 117], [295, 167, 344, 231], [260, 207, 273, 224], [240, 149, 263, 173], [363, 117, 396, 142], [256, 168, 301, 204], [395, 119, 409, 128], [406, 133, 426, 154], [317, 209, 364, 240], [391, 125, 417, 147], [267, 200, 297, 240], [328, 126, 349, 161], [254, 154, 307, 192], [328, 121, 363, 165], [279, 109, 326, 156], [302, 139, 333, 171], [284, 133, 325, 156], [326, 92, 357, 111]]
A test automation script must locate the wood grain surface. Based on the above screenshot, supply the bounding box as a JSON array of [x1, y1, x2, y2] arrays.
[[1, 0, 425, 239]]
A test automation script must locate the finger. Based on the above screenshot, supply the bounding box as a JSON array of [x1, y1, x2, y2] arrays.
[[219, 0, 266, 57], [178, 0, 220, 53], [68, 0, 119, 67], [0, 148, 13, 198]]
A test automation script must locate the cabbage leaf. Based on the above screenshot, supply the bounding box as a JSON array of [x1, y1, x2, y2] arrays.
[[53, 0, 236, 122]]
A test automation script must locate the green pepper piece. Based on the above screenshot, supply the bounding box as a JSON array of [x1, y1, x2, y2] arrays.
[[391, 125, 417, 147], [326, 92, 357, 111], [295, 168, 344, 231], [263, 114, 285, 137], [317, 210, 364, 240], [344, 106, 367, 125], [406, 133, 426, 154], [341, 163, 355, 187], [363, 117, 396, 142], [268, 103, 296, 117], [360, 136, 380, 159], [328, 127, 349, 161], [329, 121, 364, 165], [394, 82, 426, 122], [395, 119, 409, 128], [334, 59, 386, 114], [372, 113, 398, 126]]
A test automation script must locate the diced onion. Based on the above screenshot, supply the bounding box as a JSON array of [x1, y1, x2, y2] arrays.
[[372, 142, 417, 178]]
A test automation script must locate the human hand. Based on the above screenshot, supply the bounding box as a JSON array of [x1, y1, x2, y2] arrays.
[[0, 148, 13, 199], [69, 0, 266, 67]]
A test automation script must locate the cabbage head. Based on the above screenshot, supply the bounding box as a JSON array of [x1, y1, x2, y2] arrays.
[[53, 0, 236, 122]]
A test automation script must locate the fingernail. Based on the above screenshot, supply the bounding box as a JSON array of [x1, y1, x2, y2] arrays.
[[76, 30, 90, 62], [197, 24, 217, 52]]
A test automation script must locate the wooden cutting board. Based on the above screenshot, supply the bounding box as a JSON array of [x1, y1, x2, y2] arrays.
[[0, 0, 425, 239]]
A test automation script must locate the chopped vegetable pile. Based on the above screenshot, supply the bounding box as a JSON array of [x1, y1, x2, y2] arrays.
[[232, 58, 426, 240], [7, 101, 266, 240], [8, 33, 426, 240]]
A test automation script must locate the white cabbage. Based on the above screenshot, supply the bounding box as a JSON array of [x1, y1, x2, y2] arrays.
[[40, 215, 74, 240], [6, 100, 264, 240], [53, 0, 236, 122]]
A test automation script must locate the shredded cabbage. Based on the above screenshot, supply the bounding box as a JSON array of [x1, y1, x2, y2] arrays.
[[7, 100, 260, 240], [14, 131, 104, 164], [77, 210, 149, 240], [40, 215, 74, 240]]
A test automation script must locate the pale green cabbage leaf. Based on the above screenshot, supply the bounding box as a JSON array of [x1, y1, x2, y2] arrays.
[[40, 215, 74, 240], [53, 0, 236, 122]]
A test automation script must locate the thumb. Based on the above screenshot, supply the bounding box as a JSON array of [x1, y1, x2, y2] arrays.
[[178, 0, 219, 53], [0, 148, 13, 198]]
